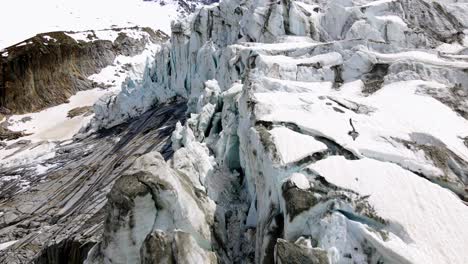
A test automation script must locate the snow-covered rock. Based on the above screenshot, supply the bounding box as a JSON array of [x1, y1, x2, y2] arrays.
[[85, 151, 216, 264]]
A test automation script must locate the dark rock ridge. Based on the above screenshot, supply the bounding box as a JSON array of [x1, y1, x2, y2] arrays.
[[0, 27, 168, 114], [0, 101, 186, 263]]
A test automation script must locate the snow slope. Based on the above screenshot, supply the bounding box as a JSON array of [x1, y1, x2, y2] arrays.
[[312, 156, 468, 264], [0, 0, 180, 49]]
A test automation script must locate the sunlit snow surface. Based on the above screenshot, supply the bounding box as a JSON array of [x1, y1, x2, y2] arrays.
[[0, 0, 179, 49], [312, 157, 468, 264], [256, 79, 468, 176], [0, 240, 18, 251]]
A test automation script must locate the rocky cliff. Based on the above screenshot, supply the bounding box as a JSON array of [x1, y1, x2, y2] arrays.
[[0, 27, 167, 114]]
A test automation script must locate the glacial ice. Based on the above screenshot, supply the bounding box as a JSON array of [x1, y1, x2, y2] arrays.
[[86, 0, 468, 263]]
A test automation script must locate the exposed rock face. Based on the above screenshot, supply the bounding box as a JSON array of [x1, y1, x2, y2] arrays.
[[0, 27, 168, 114], [67, 106, 93, 119], [0, 101, 186, 263], [0, 126, 25, 141], [275, 239, 329, 264]]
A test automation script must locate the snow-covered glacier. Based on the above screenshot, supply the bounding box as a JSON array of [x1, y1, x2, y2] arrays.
[[1, 0, 468, 263], [83, 0, 468, 263]]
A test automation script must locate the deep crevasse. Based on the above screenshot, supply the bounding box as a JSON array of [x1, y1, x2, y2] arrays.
[[86, 0, 468, 263]]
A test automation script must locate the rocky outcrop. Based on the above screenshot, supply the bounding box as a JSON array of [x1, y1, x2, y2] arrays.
[[0, 27, 168, 114], [0, 101, 186, 263], [85, 151, 217, 264], [0, 126, 26, 141], [275, 239, 329, 264]]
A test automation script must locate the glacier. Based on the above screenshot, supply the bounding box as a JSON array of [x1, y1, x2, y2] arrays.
[[0, 0, 468, 263], [83, 0, 468, 263]]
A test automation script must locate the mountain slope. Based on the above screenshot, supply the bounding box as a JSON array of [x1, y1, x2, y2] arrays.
[[0, 0, 182, 50], [0, 28, 167, 114]]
